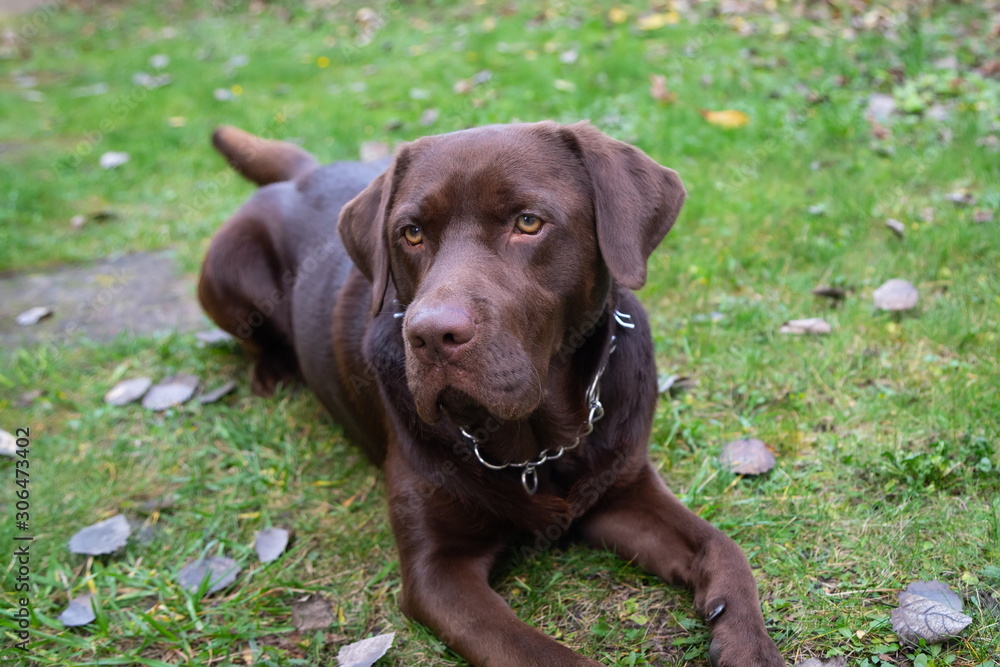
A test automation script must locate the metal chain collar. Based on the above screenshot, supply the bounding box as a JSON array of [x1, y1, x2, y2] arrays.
[[458, 309, 634, 495]]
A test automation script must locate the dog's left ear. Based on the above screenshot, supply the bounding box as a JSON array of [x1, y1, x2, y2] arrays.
[[338, 146, 410, 318], [562, 121, 686, 290]]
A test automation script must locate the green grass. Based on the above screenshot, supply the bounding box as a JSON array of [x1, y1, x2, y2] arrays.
[[2, 1, 999, 665]]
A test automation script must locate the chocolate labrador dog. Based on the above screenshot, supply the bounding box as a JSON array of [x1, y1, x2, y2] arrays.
[[198, 121, 783, 666]]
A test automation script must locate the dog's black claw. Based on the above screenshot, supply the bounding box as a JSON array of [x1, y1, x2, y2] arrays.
[[706, 600, 727, 623]]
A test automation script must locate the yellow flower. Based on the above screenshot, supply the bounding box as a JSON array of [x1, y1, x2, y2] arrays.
[[316, 56, 330, 68]]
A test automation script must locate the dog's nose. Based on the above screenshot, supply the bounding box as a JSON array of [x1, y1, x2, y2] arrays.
[[406, 305, 476, 363]]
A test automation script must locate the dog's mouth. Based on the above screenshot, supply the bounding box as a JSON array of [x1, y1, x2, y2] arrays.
[[437, 388, 493, 429], [407, 361, 543, 426]]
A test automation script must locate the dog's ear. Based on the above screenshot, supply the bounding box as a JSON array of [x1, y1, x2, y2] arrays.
[[563, 121, 686, 290], [338, 147, 409, 317]]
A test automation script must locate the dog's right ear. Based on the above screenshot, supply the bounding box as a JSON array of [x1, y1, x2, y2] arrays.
[[338, 147, 409, 318]]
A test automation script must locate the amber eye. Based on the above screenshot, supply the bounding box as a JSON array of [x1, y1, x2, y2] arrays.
[[514, 214, 543, 235], [403, 225, 423, 246]]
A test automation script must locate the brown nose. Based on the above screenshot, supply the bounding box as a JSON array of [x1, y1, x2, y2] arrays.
[[406, 305, 476, 363]]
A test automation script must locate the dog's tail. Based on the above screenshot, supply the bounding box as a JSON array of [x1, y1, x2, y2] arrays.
[[211, 125, 319, 185]]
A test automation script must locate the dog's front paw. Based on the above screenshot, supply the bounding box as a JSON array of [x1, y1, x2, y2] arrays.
[[708, 633, 784, 667]]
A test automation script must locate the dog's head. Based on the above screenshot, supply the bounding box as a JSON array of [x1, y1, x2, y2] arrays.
[[339, 121, 685, 424]]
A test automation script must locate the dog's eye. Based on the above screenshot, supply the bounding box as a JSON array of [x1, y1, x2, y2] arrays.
[[514, 214, 543, 235], [403, 225, 423, 246]]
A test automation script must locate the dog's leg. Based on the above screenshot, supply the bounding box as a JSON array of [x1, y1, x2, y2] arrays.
[[385, 456, 602, 666], [198, 205, 299, 396], [579, 464, 784, 667]]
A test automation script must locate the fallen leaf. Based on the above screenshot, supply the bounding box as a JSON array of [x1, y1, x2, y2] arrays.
[[177, 556, 241, 595], [254, 527, 291, 563], [699, 109, 750, 129], [649, 74, 676, 104], [0, 429, 17, 457], [104, 377, 152, 406], [142, 374, 199, 411], [637, 12, 680, 30], [292, 593, 335, 631], [16, 306, 53, 326], [58, 593, 96, 627], [873, 279, 918, 312], [70, 214, 87, 229], [607, 7, 628, 24], [719, 438, 775, 475], [68, 514, 131, 555], [892, 591, 972, 645], [198, 381, 236, 405], [99, 152, 130, 169], [149, 54, 170, 69], [559, 49, 578, 64], [807, 203, 828, 216], [812, 286, 846, 301], [779, 318, 832, 335], [886, 218, 905, 238], [338, 632, 396, 667], [905, 580, 963, 611]]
